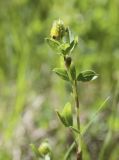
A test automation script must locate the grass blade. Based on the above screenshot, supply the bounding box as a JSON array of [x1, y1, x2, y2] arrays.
[[81, 96, 110, 135]]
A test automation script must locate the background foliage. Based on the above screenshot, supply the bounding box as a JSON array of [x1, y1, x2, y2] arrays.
[[0, 0, 119, 159]]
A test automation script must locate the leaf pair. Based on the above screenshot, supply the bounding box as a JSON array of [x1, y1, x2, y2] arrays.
[[53, 65, 76, 82], [53, 68, 98, 82]]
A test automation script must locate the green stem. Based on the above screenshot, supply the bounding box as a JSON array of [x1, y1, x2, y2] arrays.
[[69, 128, 78, 148], [73, 80, 82, 160], [65, 57, 82, 160], [73, 80, 80, 130]]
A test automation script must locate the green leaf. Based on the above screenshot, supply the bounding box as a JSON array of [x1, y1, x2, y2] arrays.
[[62, 40, 75, 54], [45, 38, 60, 51], [62, 102, 73, 127], [59, 41, 76, 55], [63, 36, 78, 54], [81, 96, 110, 135], [65, 27, 73, 43], [70, 126, 80, 134], [68, 36, 78, 53], [77, 70, 98, 82], [56, 102, 73, 127], [70, 64, 76, 80], [53, 68, 69, 81], [63, 28, 78, 54], [59, 43, 70, 55], [56, 111, 68, 127]]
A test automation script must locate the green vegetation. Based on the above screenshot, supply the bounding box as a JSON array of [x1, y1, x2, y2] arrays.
[[0, 0, 119, 160]]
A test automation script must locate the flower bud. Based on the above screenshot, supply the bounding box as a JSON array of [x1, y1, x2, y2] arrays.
[[65, 56, 72, 68], [38, 142, 51, 157], [50, 19, 65, 40]]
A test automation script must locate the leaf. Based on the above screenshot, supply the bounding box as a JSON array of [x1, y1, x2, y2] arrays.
[[77, 70, 98, 82], [81, 96, 110, 135], [62, 102, 73, 127], [65, 27, 73, 43], [56, 102, 73, 127], [63, 28, 78, 54], [59, 43, 70, 55], [59, 41, 76, 55], [64, 36, 78, 54], [56, 111, 68, 127], [45, 38, 60, 51], [68, 36, 78, 53], [63, 40, 75, 54], [70, 126, 80, 134], [53, 68, 69, 81]]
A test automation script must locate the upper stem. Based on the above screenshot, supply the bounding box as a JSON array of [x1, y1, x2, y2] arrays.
[[65, 57, 82, 160]]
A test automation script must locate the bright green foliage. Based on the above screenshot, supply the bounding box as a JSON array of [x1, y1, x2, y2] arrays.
[[70, 126, 80, 134], [53, 68, 69, 81], [77, 70, 98, 82], [45, 38, 61, 52], [46, 24, 78, 56], [57, 102, 73, 127]]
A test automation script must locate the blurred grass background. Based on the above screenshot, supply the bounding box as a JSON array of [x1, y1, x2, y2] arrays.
[[0, 0, 119, 159]]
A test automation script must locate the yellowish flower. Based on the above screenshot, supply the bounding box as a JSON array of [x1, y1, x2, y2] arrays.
[[50, 19, 65, 40]]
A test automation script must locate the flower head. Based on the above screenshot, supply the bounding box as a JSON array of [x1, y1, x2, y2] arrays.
[[50, 19, 65, 40]]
